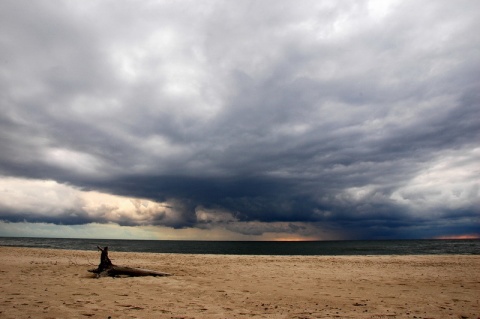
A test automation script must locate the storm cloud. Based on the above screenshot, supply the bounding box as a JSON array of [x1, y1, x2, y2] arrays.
[[0, 0, 479, 239]]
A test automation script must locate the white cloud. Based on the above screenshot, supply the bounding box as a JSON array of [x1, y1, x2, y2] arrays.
[[391, 148, 480, 214], [0, 177, 173, 225], [0, 177, 81, 215]]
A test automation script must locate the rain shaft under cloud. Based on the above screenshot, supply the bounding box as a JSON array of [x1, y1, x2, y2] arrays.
[[0, 0, 479, 240]]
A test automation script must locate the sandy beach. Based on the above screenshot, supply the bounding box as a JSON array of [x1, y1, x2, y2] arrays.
[[0, 247, 478, 319]]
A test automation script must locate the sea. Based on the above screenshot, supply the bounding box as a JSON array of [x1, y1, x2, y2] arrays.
[[0, 237, 478, 255]]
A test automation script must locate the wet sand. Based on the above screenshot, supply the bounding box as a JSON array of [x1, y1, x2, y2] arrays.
[[0, 246, 478, 318]]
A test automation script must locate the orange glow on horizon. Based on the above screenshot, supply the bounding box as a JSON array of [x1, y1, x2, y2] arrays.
[[434, 234, 480, 240]]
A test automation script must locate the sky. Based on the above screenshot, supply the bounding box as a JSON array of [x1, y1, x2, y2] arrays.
[[0, 0, 479, 241]]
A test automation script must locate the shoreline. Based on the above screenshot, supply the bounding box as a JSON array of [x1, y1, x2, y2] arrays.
[[1, 247, 479, 318]]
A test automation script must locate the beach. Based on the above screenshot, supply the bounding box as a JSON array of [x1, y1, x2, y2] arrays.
[[0, 247, 478, 319]]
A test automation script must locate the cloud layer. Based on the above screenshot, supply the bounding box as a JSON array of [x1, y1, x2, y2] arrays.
[[0, 0, 479, 239]]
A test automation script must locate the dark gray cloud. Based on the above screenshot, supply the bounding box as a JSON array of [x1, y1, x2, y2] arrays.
[[0, 0, 479, 239]]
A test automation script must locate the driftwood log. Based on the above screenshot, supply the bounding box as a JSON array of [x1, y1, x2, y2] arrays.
[[88, 246, 171, 278]]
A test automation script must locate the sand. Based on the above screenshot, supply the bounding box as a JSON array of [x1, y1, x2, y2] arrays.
[[0, 247, 478, 319]]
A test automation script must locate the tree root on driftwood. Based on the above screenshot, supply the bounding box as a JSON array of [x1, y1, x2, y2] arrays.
[[88, 246, 171, 278]]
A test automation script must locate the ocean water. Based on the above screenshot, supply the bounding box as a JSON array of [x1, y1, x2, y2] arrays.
[[0, 237, 478, 255]]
